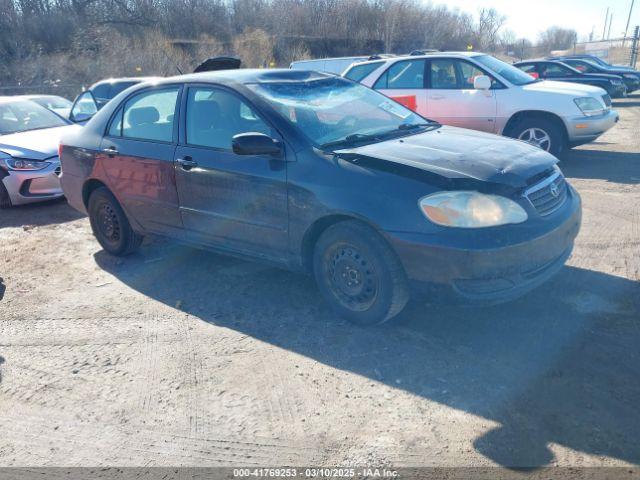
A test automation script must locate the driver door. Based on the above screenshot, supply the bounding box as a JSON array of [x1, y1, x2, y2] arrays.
[[174, 85, 289, 261], [425, 58, 497, 133]]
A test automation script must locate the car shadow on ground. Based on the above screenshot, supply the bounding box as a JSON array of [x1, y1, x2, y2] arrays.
[[0, 198, 84, 228], [95, 243, 640, 468], [612, 101, 640, 108], [559, 149, 640, 184]]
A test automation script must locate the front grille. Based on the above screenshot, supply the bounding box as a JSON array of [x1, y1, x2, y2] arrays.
[[524, 172, 568, 216], [602, 94, 612, 107]]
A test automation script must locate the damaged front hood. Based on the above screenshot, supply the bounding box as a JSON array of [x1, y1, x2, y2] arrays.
[[335, 126, 557, 189]]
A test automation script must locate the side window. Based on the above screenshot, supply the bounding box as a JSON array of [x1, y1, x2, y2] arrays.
[[185, 87, 273, 150], [517, 64, 539, 79], [518, 64, 537, 74], [543, 63, 569, 77], [429, 59, 458, 89], [91, 83, 110, 101], [568, 61, 591, 73], [374, 60, 425, 89], [457, 60, 493, 89], [122, 88, 180, 142], [344, 62, 384, 82], [110, 81, 138, 99]]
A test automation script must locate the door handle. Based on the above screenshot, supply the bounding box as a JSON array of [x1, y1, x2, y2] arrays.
[[176, 156, 198, 170], [429, 95, 445, 100], [102, 146, 119, 157]]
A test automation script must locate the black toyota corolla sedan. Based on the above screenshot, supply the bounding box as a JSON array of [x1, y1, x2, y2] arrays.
[[60, 70, 581, 325]]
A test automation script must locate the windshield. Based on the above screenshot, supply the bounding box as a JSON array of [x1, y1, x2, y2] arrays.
[[248, 77, 433, 148], [474, 54, 538, 86], [0, 100, 69, 135], [31, 96, 72, 110]]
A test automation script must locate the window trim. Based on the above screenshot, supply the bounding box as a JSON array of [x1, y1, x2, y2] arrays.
[[180, 83, 280, 153], [104, 84, 183, 145], [373, 59, 427, 90]]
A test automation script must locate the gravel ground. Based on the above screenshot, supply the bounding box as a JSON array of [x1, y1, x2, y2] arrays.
[[0, 95, 639, 469]]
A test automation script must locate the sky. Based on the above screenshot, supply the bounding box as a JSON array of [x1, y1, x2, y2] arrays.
[[435, 0, 640, 42]]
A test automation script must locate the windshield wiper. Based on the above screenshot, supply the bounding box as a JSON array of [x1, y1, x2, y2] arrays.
[[321, 133, 382, 150], [397, 122, 436, 130]]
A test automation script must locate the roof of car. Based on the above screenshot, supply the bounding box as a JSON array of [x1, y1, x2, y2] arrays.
[[89, 76, 160, 88], [155, 69, 336, 87], [345, 51, 485, 68]]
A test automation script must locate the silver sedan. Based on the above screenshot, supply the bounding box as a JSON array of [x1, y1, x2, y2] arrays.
[[0, 97, 79, 208]]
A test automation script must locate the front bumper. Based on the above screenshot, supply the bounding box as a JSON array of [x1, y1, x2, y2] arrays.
[[0, 160, 64, 206], [386, 188, 582, 303], [565, 109, 619, 146]]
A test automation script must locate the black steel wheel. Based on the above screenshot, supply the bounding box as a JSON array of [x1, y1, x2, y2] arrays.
[[88, 187, 142, 256], [313, 220, 409, 326]]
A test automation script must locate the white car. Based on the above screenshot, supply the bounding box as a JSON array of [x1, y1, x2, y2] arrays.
[[343, 52, 619, 155], [20, 94, 73, 119], [0, 97, 79, 208], [290, 56, 390, 75]]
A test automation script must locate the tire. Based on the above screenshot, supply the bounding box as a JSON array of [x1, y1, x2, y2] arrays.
[[87, 187, 143, 256], [0, 181, 11, 209], [507, 116, 565, 157], [313, 220, 409, 326]]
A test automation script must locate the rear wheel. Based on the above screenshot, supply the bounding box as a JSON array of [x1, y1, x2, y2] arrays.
[[508, 116, 565, 157], [88, 187, 142, 256], [0, 181, 11, 209], [313, 220, 409, 326]]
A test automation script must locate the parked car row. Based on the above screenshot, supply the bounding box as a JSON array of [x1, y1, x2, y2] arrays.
[[2, 51, 635, 324]]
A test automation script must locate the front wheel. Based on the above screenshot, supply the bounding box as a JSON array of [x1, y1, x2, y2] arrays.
[[508, 117, 565, 157], [313, 220, 409, 326], [88, 187, 143, 256]]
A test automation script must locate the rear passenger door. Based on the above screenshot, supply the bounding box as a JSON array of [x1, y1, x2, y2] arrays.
[[425, 58, 497, 133], [173, 85, 289, 261], [373, 59, 428, 114], [100, 86, 183, 236]]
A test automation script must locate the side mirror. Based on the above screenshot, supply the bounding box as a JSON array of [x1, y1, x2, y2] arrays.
[[232, 133, 282, 156], [70, 91, 98, 123], [473, 75, 492, 90]]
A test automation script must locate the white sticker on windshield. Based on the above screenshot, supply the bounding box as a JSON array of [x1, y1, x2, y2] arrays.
[[379, 100, 412, 119]]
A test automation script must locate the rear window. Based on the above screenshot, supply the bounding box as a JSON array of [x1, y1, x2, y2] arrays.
[[344, 62, 384, 82]]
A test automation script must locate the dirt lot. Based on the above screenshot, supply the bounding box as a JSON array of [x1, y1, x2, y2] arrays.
[[1, 96, 639, 469]]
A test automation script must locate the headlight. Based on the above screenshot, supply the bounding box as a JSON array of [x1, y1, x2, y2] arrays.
[[623, 73, 639, 80], [419, 191, 528, 228], [574, 97, 605, 116], [2, 158, 51, 171]]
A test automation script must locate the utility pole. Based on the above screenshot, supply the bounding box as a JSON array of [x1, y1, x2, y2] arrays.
[[603, 7, 610, 40], [623, 0, 635, 45]]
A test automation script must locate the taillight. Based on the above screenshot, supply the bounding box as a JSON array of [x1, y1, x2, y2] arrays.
[[58, 143, 63, 158]]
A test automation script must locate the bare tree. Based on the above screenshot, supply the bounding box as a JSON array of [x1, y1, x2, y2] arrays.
[[538, 26, 578, 53]]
